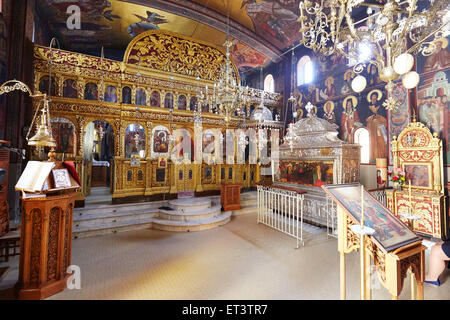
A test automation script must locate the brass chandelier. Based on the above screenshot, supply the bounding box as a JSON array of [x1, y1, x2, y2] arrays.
[[210, 0, 250, 123], [298, 0, 450, 110]]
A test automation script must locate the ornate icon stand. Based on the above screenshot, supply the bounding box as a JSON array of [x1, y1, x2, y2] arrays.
[[400, 210, 422, 300], [350, 224, 375, 300]]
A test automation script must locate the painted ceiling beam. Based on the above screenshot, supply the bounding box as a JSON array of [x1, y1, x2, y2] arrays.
[[123, 0, 283, 63]]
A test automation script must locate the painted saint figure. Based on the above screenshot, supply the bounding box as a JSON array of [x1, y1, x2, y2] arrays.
[[423, 37, 450, 73], [150, 91, 160, 107], [323, 101, 336, 124], [341, 95, 362, 143], [341, 70, 355, 95], [366, 90, 388, 160], [153, 130, 169, 153], [84, 83, 98, 100], [122, 86, 132, 104], [135, 88, 146, 106], [63, 79, 78, 98], [366, 64, 380, 86], [419, 96, 440, 133], [105, 85, 117, 103], [320, 76, 337, 100], [178, 95, 187, 110]]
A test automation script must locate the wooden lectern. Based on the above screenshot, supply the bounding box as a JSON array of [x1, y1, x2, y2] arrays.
[[323, 183, 426, 300], [221, 183, 241, 211], [14, 161, 79, 299]]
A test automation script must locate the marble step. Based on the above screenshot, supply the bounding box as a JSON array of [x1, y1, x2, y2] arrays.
[[152, 211, 232, 232], [89, 187, 111, 195], [74, 201, 167, 219], [72, 193, 256, 238], [73, 220, 153, 239], [73, 211, 157, 231], [168, 198, 211, 213], [158, 204, 222, 222], [84, 197, 112, 206]]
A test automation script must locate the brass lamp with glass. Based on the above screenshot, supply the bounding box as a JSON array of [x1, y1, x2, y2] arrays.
[[0, 38, 60, 160], [0, 80, 56, 160]]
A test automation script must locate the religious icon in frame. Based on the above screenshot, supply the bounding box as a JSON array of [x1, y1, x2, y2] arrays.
[[52, 168, 71, 188], [130, 154, 140, 167], [203, 167, 213, 183], [158, 156, 167, 168], [403, 163, 432, 188], [322, 183, 419, 252], [278, 160, 333, 187]]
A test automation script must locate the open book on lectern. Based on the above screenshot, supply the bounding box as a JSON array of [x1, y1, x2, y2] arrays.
[[15, 161, 55, 193], [322, 183, 420, 252], [15, 161, 79, 194]]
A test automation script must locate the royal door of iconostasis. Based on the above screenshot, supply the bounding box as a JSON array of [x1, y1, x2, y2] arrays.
[[172, 128, 196, 195], [83, 120, 115, 199]]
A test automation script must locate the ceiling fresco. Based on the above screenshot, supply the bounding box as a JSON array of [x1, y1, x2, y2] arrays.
[[190, 0, 302, 49], [35, 0, 273, 72]]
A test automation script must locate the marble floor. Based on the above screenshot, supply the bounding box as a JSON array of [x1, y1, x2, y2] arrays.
[[0, 211, 449, 300]]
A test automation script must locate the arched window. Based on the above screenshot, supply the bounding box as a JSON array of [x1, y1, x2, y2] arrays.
[[354, 128, 370, 163], [297, 55, 314, 86], [264, 74, 275, 93]]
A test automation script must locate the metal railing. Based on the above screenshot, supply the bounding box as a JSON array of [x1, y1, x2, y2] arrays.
[[257, 185, 305, 248], [326, 195, 338, 238], [369, 188, 387, 206]]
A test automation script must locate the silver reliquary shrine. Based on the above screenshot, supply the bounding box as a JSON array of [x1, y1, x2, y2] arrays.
[[273, 102, 361, 226]]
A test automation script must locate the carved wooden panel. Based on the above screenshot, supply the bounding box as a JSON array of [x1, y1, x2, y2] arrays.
[[47, 207, 61, 281], [221, 184, 241, 211], [30, 209, 42, 287], [17, 193, 75, 299]]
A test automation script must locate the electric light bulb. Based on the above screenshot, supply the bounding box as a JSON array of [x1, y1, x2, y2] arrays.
[[393, 53, 414, 75], [351, 75, 367, 93], [402, 71, 420, 89]]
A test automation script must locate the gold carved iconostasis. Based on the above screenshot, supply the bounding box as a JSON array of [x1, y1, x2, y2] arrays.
[[32, 30, 283, 205], [292, 36, 450, 174]]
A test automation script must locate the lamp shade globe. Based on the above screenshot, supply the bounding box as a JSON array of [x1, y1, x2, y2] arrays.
[[393, 53, 414, 75], [402, 71, 420, 89], [351, 75, 367, 93]]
